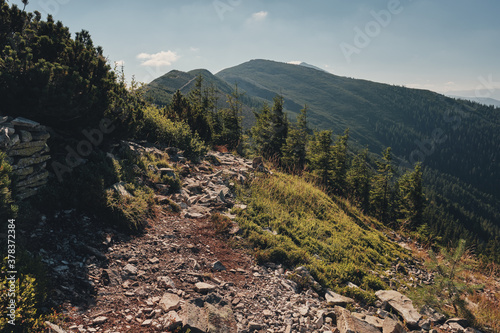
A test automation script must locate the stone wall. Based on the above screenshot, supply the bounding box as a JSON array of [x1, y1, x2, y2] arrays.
[[0, 116, 51, 200]]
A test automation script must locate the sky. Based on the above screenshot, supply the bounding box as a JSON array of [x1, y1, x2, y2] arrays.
[[10, 0, 500, 99]]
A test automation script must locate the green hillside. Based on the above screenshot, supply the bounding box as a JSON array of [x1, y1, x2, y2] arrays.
[[145, 68, 264, 128], [145, 60, 500, 260]]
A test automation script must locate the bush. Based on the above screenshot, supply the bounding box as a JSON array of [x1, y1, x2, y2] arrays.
[[210, 212, 232, 235], [0, 250, 58, 332], [0, 151, 17, 220], [136, 105, 207, 160], [105, 183, 154, 232]]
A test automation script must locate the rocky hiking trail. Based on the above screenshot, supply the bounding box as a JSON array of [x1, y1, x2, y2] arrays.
[[30, 143, 484, 333]]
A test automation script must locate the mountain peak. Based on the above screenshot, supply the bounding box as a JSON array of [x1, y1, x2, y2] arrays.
[[287, 61, 328, 73]]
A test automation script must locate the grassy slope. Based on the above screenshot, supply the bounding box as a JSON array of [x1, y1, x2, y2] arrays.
[[236, 172, 406, 292], [216, 59, 500, 256]]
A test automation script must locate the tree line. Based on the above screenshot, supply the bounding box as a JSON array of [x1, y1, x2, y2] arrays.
[[250, 95, 425, 229]]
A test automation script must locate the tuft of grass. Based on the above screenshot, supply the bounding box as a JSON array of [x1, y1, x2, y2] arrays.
[[236, 172, 406, 290], [210, 212, 233, 235]]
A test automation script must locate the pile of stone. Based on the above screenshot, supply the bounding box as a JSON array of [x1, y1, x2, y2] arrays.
[[0, 116, 50, 200]]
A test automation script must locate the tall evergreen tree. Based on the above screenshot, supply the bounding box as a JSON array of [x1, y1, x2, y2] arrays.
[[281, 105, 308, 172], [269, 95, 288, 161], [331, 129, 350, 195], [308, 130, 333, 186], [251, 95, 288, 160], [398, 162, 425, 227], [346, 148, 371, 211], [218, 85, 243, 150], [370, 147, 394, 224], [251, 102, 273, 157]]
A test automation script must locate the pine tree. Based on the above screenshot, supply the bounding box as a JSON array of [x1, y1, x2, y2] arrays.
[[269, 95, 288, 161], [331, 129, 350, 195], [281, 105, 308, 172], [346, 148, 371, 211], [250, 95, 288, 160], [251, 102, 273, 157], [219, 85, 243, 150], [370, 147, 394, 224], [398, 162, 425, 228], [307, 130, 333, 186]]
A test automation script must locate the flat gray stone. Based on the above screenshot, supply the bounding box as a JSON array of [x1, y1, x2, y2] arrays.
[[159, 293, 181, 312], [325, 289, 355, 306], [195, 282, 216, 294], [335, 306, 380, 333], [376, 290, 421, 328]]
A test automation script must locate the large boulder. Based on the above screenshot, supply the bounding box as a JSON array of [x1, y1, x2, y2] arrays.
[[334, 306, 380, 333], [375, 290, 421, 328]]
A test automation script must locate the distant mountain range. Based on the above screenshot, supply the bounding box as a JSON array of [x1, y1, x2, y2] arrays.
[[145, 59, 500, 252], [447, 95, 500, 108]]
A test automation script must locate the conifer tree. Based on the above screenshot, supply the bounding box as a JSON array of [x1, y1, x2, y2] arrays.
[[269, 95, 288, 160], [281, 105, 308, 172], [218, 85, 243, 150], [331, 129, 350, 195], [251, 102, 273, 157], [307, 130, 333, 186], [346, 148, 371, 211], [251, 95, 288, 160], [370, 147, 394, 223], [398, 162, 425, 227]]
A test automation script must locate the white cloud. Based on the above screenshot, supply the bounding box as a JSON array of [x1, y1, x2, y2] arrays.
[[137, 50, 180, 67], [190, 47, 200, 52], [250, 11, 268, 21]]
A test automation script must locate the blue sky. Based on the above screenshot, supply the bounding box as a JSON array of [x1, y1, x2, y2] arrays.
[[11, 0, 500, 99]]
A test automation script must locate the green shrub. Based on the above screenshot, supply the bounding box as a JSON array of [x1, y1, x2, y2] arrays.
[[0, 151, 17, 220], [210, 212, 232, 235], [0, 250, 57, 332], [340, 286, 377, 306], [137, 105, 207, 159], [105, 184, 154, 232], [362, 274, 387, 291]]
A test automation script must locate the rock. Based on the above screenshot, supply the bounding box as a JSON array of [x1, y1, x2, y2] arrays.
[[335, 306, 380, 333], [180, 301, 236, 333], [195, 282, 216, 294], [159, 168, 176, 179], [418, 318, 431, 330], [159, 293, 181, 312], [19, 130, 32, 143], [11, 117, 40, 128], [248, 321, 264, 331], [92, 316, 108, 325], [363, 315, 384, 329], [205, 303, 237, 333], [111, 181, 132, 197], [212, 260, 226, 271], [375, 290, 421, 328], [382, 317, 406, 333], [157, 276, 176, 289], [446, 318, 469, 328], [141, 319, 153, 326], [325, 289, 355, 306], [420, 305, 446, 324], [44, 321, 67, 333], [123, 263, 138, 276], [160, 311, 182, 330]]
